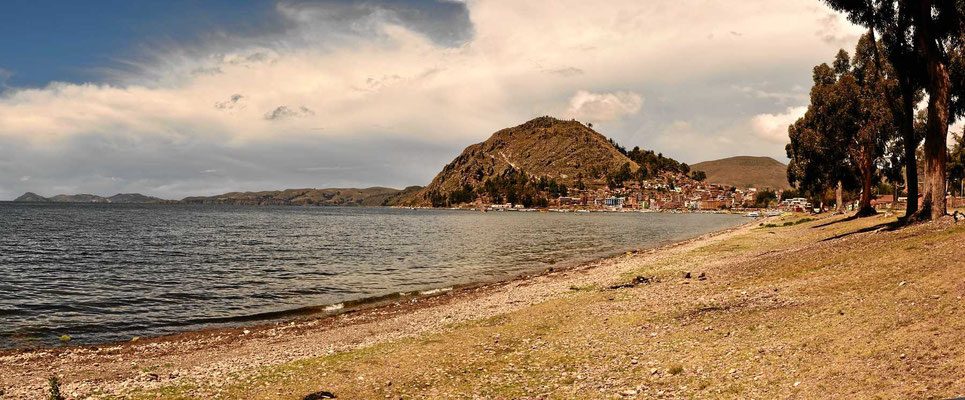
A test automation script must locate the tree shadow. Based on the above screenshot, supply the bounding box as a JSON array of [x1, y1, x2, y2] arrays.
[[820, 219, 905, 241], [812, 214, 859, 228]]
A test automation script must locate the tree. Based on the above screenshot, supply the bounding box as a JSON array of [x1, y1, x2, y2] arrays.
[[786, 62, 859, 213], [849, 34, 900, 216], [754, 190, 778, 208], [690, 170, 707, 182], [822, 0, 964, 219], [788, 35, 902, 218]]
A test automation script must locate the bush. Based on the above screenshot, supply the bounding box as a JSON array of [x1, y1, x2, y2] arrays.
[[48, 376, 63, 400]]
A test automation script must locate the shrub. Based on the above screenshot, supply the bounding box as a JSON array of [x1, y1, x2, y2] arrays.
[[48, 376, 63, 400]]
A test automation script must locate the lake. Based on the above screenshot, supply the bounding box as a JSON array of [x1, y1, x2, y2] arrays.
[[0, 203, 744, 348]]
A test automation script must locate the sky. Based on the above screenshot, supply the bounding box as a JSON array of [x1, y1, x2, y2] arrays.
[[0, 0, 867, 200]]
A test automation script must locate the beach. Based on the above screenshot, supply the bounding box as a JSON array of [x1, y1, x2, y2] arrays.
[[3, 213, 965, 398]]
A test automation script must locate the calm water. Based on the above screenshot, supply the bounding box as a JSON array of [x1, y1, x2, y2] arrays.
[[0, 203, 743, 348]]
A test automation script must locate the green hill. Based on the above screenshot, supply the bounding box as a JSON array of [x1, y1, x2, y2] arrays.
[[691, 156, 790, 190]]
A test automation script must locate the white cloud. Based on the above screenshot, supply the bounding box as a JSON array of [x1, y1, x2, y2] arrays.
[[751, 106, 807, 143], [0, 0, 863, 198], [563, 90, 643, 122]]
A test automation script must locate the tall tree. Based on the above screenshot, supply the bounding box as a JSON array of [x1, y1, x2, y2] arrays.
[[850, 34, 900, 216], [787, 36, 899, 217], [787, 63, 859, 211]]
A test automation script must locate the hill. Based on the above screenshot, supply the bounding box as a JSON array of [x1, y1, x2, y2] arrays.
[[690, 156, 790, 190], [402, 117, 641, 206], [180, 186, 422, 207], [13, 192, 49, 202], [13, 193, 163, 203]]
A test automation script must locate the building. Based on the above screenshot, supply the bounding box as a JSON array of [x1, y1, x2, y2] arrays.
[[604, 196, 625, 208]]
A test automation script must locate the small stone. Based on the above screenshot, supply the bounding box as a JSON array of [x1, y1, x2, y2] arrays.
[[622, 389, 638, 396], [793, 381, 801, 387], [697, 272, 707, 280], [683, 271, 692, 279], [899, 281, 907, 287], [243, 329, 250, 335], [631, 358, 639, 365], [650, 368, 659, 375], [303, 391, 337, 400], [900, 353, 906, 359]]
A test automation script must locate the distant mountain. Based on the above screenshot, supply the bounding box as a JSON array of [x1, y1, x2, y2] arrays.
[[690, 156, 790, 190], [180, 186, 422, 207], [13, 192, 49, 202], [401, 116, 639, 206], [108, 193, 165, 203], [13, 192, 164, 203], [12, 188, 421, 206]]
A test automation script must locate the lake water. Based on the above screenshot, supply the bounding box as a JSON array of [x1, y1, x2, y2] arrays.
[[0, 203, 744, 348]]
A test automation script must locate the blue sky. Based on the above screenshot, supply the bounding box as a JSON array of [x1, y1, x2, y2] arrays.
[[0, 1, 285, 87], [0, 0, 863, 200]]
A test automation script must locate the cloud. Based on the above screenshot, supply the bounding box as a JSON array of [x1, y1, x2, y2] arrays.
[[563, 90, 643, 122], [214, 94, 245, 111], [732, 84, 808, 104], [751, 106, 807, 143], [263, 105, 314, 121], [0, 0, 864, 198], [545, 67, 584, 77]]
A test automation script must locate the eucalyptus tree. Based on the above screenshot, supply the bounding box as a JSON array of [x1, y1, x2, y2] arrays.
[[787, 36, 900, 217], [786, 63, 859, 212]]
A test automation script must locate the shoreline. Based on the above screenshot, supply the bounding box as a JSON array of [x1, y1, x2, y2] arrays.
[[0, 219, 758, 398], [0, 214, 749, 352]]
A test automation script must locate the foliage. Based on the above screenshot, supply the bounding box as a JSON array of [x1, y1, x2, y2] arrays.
[[787, 34, 901, 216], [780, 188, 802, 201], [753, 190, 778, 208], [690, 170, 707, 182], [48, 376, 63, 400]]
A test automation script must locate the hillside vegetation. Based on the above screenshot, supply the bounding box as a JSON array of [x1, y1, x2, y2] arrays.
[[691, 156, 790, 190]]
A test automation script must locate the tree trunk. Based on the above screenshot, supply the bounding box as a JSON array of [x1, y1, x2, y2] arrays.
[[835, 180, 844, 213], [867, 26, 918, 218], [892, 181, 900, 210], [914, 0, 949, 220], [856, 164, 877, 217], [901, 85, 919, 218]]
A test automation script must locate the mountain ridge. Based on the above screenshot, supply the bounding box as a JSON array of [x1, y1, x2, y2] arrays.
[[13, 187, 423, 207]]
